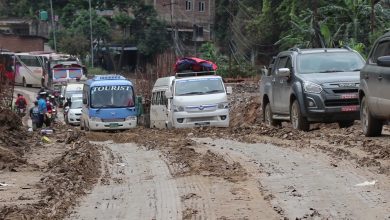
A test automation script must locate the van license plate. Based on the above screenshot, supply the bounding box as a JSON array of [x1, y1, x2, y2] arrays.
[[341, 105, 359, 112], [195, 122, 210, 127], [109, 123, 119, 128]]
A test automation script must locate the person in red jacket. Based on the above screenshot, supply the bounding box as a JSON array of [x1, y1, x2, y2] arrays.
[[15, 94, 28, 114]]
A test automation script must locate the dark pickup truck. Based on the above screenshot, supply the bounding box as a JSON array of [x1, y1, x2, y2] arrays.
[[359, 32, 390, 137], [260, 48, 365, 131]]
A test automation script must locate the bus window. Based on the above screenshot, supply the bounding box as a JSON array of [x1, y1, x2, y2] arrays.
[[19, 55, 41, 67]]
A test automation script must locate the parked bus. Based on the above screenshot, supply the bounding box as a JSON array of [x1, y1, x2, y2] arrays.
[[14, 53, 47, 87], [80, 75, 137, 130], [150, 71, 231, 129]]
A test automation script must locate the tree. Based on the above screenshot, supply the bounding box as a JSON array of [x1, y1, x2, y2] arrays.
[[58, 33, 89, 58]]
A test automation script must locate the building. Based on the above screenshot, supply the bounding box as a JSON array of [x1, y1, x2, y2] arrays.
[[0, 18, 49, 52], [146, 0, 215, 55], [0, 33, 45, 52]]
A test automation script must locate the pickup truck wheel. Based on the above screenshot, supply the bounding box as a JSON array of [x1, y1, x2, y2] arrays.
[[291, 100, 310, 131], [263, 102, 280, 126], [338, 120, 354, 128], [361, 97, 383, 137]]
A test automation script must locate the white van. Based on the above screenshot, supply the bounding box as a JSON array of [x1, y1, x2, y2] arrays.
[[63, 83, 84, 99], [150, 72, 231, 128]]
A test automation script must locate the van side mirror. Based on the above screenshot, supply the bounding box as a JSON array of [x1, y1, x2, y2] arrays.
[[377, 56, 390, 67], [277, 68, 291, 77], [226, 86, 232, 95], [165, 90, 173, 99], [83, 98, 87, 104]]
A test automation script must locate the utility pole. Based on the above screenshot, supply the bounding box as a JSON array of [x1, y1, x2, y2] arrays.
[[89, 0, 94, 68], [163, 1, 179, 57], [371, 0, 375, 34], [49, 0, 57, 52]]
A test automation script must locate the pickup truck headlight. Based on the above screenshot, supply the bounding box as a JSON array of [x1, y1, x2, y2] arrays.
[[173, 105, 184, 112], [303, 81, 323, 94], [217, 102, 229, 109]]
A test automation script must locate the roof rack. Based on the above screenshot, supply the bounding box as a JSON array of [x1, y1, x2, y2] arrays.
[[175, 71, 216, 78], [93, 74, 126, 81], [289, 47, 301, 53]]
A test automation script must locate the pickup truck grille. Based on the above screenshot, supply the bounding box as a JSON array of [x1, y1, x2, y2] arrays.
[[324, 99, 359, 107]]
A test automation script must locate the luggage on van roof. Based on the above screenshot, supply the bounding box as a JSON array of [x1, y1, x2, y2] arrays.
[[174, 57, 218, 73]]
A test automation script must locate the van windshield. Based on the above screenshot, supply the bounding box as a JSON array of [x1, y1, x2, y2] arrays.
[[90, 85, 134, 108], [175, 78, 225, 96]]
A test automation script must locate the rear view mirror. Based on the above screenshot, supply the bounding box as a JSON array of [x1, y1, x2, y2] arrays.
[[377, 56, 390, 67], [277, 68, 291, 77], [226, 86, 232, 95], [83, 98, 87, 104], [165, 90, 173, 99]]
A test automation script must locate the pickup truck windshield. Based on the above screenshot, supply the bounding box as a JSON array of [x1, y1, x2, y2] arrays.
[[90, 85, 134, 108], [298, 52, 364, 74], [175, 78, 225, 96]]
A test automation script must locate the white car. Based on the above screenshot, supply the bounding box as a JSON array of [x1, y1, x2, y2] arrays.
[[66, 100, 83, 125]]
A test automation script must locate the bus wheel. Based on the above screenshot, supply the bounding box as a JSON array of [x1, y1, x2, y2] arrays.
[[22, 78, 27, 87]]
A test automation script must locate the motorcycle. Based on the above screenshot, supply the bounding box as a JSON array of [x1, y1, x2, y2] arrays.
[[15, 107, 26, 117]]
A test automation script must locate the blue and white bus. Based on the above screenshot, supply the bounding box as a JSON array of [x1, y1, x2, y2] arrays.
[[80, 75, 137, 130]]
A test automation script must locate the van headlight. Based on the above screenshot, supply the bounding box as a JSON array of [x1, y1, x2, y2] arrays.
[[126, 116, 137, 121], [173, 105, 184, 112], [303, 81, 322, 94], [90, 117, 102, 122], [217, 102, 229, 109]]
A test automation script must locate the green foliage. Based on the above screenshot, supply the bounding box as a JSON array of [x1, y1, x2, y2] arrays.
[[71, 10, 111, 40], [199, 42, 257, 78], [58, 33, 90, 58], [136, 19, 169, 57], [88, 67, 106, 75]]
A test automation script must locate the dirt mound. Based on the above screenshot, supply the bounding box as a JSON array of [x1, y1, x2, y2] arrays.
[[0, 131, 101, 220], [0, 109, 22, 130], [230, 96, 261, 128], [86, 129, 248, 182], [0, 109, 31, 170]]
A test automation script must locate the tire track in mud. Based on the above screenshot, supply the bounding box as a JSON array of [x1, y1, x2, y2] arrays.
[[78, 131, 281, 220], [69, 142, 182, 220], [195, 137, 390, 220]]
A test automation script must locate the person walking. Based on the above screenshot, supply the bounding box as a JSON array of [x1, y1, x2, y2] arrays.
[[29, 101, 40, 130], [37, 92, 47, 128]]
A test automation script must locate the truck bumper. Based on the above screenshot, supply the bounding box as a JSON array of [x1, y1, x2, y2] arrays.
[[172, 109, 229, 128]]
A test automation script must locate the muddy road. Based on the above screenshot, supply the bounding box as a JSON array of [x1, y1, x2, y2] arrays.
[[67, 128, 390, 220], [2, 84, 389, 219]]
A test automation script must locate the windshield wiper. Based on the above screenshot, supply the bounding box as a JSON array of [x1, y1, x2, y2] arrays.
[[351, 68, 361, 71], [179, 91, 204, 96], [205, 89, 224, 94], [319, 70, 345, 73]]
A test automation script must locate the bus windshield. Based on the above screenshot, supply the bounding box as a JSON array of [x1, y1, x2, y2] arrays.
[[90, 85, 134, 108], [175, 78, 225, 96]]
